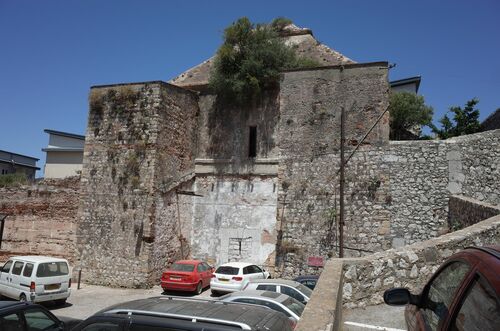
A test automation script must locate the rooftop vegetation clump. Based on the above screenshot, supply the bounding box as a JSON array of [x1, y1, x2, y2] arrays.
[[209, 17, 319, 106]]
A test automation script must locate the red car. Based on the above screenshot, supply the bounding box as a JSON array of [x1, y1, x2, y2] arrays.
[[384, 246, 500, 330], [160, 260, 213, 295]]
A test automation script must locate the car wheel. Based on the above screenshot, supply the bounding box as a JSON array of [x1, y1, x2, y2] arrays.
[[19, 294, 27, 302], [195, 282, 203, 295]]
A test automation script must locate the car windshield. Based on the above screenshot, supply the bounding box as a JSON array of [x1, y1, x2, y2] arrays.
[[170, 263, 195, 272], [283, 297, 305, 316], [36, 262, 69, 277], [215, 266, 239, 275], [295, 283, 313, 297]]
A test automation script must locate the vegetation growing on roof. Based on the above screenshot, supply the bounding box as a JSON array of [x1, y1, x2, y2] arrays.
[[209, 17, 319, 106], [270, 17, 293, 31]]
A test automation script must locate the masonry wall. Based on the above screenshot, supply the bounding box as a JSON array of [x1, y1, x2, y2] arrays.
[[277, 61, 500, 277], [0, 177, 79, 262], [191, 175, 278, 267], [277, 63, 390, 276], [342, 213, 500, 308], [448, 195, 500, 231], [77, 81, 198, 287], [196, 89, 280, 162]]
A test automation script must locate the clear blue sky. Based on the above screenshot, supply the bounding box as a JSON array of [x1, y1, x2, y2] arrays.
[[1, 0, 499, 177]]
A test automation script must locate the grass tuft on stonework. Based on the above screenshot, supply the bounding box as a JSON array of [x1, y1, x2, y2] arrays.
[[0, 173, 28, 188]]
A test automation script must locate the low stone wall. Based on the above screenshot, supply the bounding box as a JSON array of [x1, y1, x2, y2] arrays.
[[340, 213, 500, 308], [448, 195, 500, 231], [295, 259, 344, 331]]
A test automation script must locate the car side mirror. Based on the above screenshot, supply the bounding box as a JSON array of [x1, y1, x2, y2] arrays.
[[384, 288, 419, 306]]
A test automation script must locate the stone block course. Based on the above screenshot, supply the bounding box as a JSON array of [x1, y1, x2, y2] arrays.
[[77, 81, 199, 287]]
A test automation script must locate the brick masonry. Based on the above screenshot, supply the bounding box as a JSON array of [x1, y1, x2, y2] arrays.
[[0, 177, 80, 262]]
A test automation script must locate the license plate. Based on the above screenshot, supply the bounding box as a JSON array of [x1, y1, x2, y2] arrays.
[[218, 278, 229, 282], [44, 284, 60, 291], [170, 276, 181, 280]]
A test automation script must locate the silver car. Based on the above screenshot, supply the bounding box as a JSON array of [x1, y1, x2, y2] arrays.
[[71, 296, 293, 331], [218, 290, 305, 327], [243, 278, 313, 304]]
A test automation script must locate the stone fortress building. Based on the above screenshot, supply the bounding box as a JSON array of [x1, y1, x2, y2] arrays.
[[1, 24, 497, 289], [75, 24, 500, 287]]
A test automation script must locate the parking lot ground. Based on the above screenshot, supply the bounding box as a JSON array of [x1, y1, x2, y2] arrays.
[[343, 304, 407, 331], [48, 284, 212, 321]]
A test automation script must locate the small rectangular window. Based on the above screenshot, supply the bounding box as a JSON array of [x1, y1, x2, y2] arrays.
[[11, 262, 24, 275], [23, 263, 34, 277], [248, 126, 257, 158], [2, 261, 13, 273], [257, 284, 277, 291]]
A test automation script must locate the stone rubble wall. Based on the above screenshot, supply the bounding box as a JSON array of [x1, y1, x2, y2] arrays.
[[448, 195, 500, 231], [196, 89, 280, 161], [0, 177, 80, 263], [341, 213, 500, 308], [277, 63, 391, 276], [277, 68, 500, 280], [77, 81, 199, 287]]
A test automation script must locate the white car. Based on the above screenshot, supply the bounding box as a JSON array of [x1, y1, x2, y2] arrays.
[[218, 290, 305, 327], [0, 256, 71, 304], [243, 278, 313, 304], [210, 262, 270, 295]]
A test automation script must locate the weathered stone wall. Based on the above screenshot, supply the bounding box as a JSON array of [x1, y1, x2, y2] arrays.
[[0, 177, 80, 262], [277, 63, 390, 275], [386, 140, 449, 247], [196, 89, 280, 162], [448, 195, 500, 231], [77, 81, 199, 287], [295, 259, 344, 331], [277, 65, 499, 278], [191, 175, 278, 267], [481, 108, 500, 131], [341, 213, 500, 308], [449, 129, 500, 204]]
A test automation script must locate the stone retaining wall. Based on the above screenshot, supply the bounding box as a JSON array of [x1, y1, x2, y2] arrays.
[[448, 195, 500, 231], [295, 259, 344, 331], [341, 213, 500, 308], [277, 127, 500, 277]]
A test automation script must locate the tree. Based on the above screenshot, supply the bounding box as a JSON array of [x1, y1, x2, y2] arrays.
[[209, 17, 318, 106], [432, 98, 481, 139], [388, 91, 434, 140]]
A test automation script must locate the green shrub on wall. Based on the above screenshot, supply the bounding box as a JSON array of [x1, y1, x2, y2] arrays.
[[0, 173, 28, 187], [209, 17, 319, 106]]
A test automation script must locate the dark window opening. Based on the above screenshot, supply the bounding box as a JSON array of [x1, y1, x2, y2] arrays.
[[248, 126, 257, 158]]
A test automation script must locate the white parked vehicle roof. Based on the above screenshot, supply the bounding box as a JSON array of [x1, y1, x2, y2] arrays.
[[11, 256, 68, 263], [247, 279, 302, 287], [216, 262, 255, 269]]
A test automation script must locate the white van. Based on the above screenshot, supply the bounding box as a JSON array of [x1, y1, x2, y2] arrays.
[[0, 256, 71, 304]]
